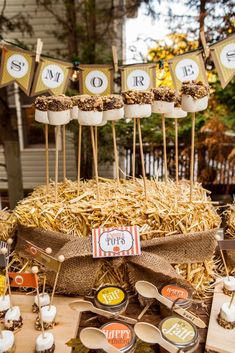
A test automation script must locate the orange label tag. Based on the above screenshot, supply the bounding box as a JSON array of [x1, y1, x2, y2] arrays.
[[9, 272, 38, 289], [102, 322, 133, 349], [161, 285, 189, 302]]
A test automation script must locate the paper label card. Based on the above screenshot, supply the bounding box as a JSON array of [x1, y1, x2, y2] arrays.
[[168, 50, 207, 94], [121, 64, 156, 91], [79, 65, 113, 95], [92, 226, 141, 258], [9, 272, 38, 288], [210, 33, 235, 88]]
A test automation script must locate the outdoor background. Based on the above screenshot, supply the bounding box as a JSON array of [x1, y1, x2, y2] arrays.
[[0, 0, 234, 209]]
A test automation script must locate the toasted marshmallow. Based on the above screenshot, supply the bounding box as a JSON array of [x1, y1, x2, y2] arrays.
[[48, 110, 71, 126], [35, 110, 49, 124], [124, 104, 151, 119], [220, 302, 235, 323], [0, 330, 15, 353], [36, 332, 54, 352], [152, 101, 174, 114], [103, 107, 124, 121], [34, 293, 50, 307], [41, 305, 57, 323], [77, 111, 103, 126], [5, 306, 21, 322], [181, 95, 208, 113], [0, 295, 10, 312]]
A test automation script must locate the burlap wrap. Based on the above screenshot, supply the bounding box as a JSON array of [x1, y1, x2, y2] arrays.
[[16, 224, 218, 295]]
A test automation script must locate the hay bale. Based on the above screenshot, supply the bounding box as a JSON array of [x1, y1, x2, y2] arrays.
[[0, 210, 17, 241]]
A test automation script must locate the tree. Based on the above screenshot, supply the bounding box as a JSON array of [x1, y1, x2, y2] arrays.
[[0, 4, 33, 208]]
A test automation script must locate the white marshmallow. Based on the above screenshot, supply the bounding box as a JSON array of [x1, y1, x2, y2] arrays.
[[48, 110, 71, 126], [181, 95, 208, 112], [103, 107, 124, 121], [96, 120, 107, 127], [124, 104, 151, 119], [71, 106, 79, 120], [34, 293, 50, 307], [5, 306, 21, 322], [0, 330, 15, 353], [77, 110, 103, 126], [220, 302, 235, 323], [0, 295, 10, 312], [164, 107, 188, 119], [36, 332, 54, 352], [35, 109, 49, 124], [41, 305, 57, 323], [152, 101, 174, 114], [224, 277, 235, 292]]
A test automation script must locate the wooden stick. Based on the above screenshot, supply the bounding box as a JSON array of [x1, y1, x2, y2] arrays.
[[175, 118, 179, 184], [190, 112, 196, 202], [42, 275, 46, 296], [229, 291, 235, 309], [90, 126, 100, 201], [162, 114, 167, 183], [45, 124, 49, 192], [77, 124, 82, 195], [138, 302, 152, 320], [95, 126, 98, 161], [112, 121, 119, 184], [220, 249, 229, 278], [132, 119, 136, 180], [62, 125, 66, 181], [32, 266, 45, 338], [49, 255, 64, 309], [55, 126, 60, 203], [137, 118, 147, 199]]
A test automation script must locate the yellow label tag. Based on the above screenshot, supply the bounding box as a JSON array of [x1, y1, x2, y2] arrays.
[[0, 275, 6, 295], [161, 317, 195, 345], [97, 287, 125, 306]]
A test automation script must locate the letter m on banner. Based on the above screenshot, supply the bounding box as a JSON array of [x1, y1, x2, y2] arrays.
[[31, 58, 72, 95], [79, 65, 113, 95]]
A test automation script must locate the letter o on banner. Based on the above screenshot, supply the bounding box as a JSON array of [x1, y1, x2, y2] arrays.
[[6, 54, 29, 78], [175, 58, 199, 82], [85, 70, 108, 94], [42, 64, 65, 89], [127, 69, 151, 91], [220, 43, 235, 69]]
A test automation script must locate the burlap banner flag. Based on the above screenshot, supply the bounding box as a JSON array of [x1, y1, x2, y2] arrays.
[[210, 34, 235, 89], [31, 58, 72, 96], [121, 64, 156, 91], [168, 50, 208, 94], [79, 65, 113, 95], [0, 46, 35, 95]]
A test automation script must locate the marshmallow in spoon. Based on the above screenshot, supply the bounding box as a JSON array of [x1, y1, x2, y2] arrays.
[[4, 306, 23, 331], [77, 96, 103, 126], [181, 81, 209, 113], [122, 90, 154, 118], [35, 96, 49, 124], [102, 95, 124, 121], [0, 295, 11, 318], [0, 330, 15, 353], [223, 276, 235, 296], [151, 86, 176, 114], [47, 96, 72, 125], [35, 332, 55, 353]]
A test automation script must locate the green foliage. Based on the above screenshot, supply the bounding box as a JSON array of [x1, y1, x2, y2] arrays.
[[66, 338, 89, 353]]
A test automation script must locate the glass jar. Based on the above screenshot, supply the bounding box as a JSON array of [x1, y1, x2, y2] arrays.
[[99, 321, 136, 353], [159, 316, 199, 352], [160, 283, 193, 318], [94, 286, 129, 314]]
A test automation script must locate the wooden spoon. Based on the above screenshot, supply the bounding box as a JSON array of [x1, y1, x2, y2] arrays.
[[135, 281, 206, 328], [134, 322, 178, 353], [80, 327, 121, 353], [69, 299, 137, 325]]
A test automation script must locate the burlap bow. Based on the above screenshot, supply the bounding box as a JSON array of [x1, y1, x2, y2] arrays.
[[16, 224, 218, 295]]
